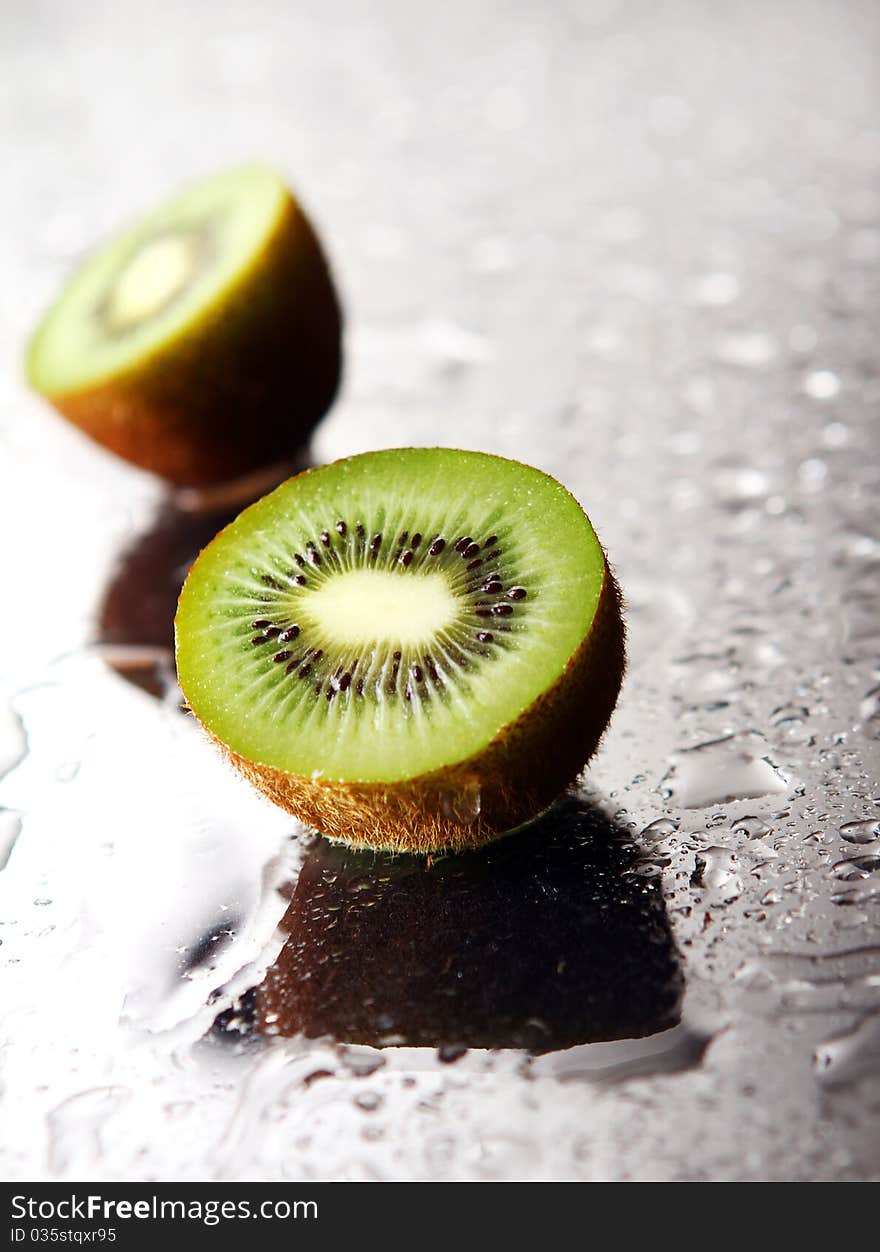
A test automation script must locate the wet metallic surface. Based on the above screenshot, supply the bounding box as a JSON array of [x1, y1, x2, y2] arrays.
[[1, 0, 879, 1180]]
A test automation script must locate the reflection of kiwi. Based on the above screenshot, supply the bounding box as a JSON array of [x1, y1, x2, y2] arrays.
[[96, 463, 304, 699], [26, 165, 341, 485], [96, 501, 243, 699], [100, 506, 238, 651], [256, 798, 682, 1052], [176, 448, 625, 854]]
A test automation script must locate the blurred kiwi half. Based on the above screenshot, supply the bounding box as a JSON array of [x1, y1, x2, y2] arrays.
[[26, 164, 341, 485]]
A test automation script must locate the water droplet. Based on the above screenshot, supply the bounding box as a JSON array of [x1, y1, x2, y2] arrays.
[[771, 703, 810, 727], [691, 846, 742, 903], [730, 815, 772, 839], [584, 324, 621, 355], [640, 817, 681, 842], [0, 703, 28, 778], [821, 421, 850, 448], [713, 464, 771, 508], [418, 318, 492, 369], [802, 369, 841, 399], [544, 1021, 714, 1084], [440, 780, 482, 825], [858, 687, 880, 739], [689, 272, 740, 306], [797, 458, 828, 490], [662, 735, 789, 808], [770, 704, 814, 743], [340, 1051, 386, 1078], [0, 808, 22, 870], [814, 1013, 880, 1089], [788, 323, 818, 354], [831, 888, 878, 907], [831, 854, 880, 882], [354, 1091, 383, 1113], [437, 1043, 468, 1064], [839, 818, 880, 845], [715, 331, 778, 368]]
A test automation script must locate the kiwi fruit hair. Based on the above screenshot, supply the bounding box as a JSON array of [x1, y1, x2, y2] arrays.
[[175, 447, 626, 854], [26, 164, 341, 485]]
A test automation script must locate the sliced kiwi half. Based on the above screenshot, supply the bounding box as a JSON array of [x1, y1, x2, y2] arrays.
[[26, 164, 341, 485], [175, 448, 625, 853]]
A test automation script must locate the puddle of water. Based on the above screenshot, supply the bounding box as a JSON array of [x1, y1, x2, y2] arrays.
[[735, 946, 880, 1017], [662, 734, 789, 809], [537, 1021, 715, 1085], [0, 660, 298, 1041]]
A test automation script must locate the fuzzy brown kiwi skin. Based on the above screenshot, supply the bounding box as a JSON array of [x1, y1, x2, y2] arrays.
[[193, 561, 626, 856], [34, 194, 342, 486]]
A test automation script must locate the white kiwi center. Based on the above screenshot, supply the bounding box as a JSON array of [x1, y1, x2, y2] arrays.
[[297, 569, 458, 648], [108, 233, 197, 328]]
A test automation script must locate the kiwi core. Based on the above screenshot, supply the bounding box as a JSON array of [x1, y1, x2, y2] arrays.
[[298, 569, 457, 649], [106, 233, 200, 330]]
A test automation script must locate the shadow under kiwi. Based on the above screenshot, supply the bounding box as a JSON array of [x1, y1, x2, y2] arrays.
[[94, 453, 317, 699], [228, 794, 683, 1054]]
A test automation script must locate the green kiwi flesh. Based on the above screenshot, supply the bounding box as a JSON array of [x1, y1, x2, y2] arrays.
[[175, 448, 625, 853], [26, 164, 341, 485]]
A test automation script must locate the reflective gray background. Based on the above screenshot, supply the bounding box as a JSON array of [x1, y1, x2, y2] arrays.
[[1, 0, 879, 1181]]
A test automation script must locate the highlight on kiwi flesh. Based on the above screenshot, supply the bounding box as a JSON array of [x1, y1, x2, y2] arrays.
[[26, 164, 341, 485], [175, 447, 626, 854]]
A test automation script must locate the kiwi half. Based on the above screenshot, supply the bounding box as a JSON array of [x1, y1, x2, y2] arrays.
[[175, 448, 625, 853], [26, 164, 341, 485]]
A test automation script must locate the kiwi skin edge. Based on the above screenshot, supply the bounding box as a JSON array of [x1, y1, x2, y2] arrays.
[[196, 562, 626, 856], [30, 194, 342, 486]]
